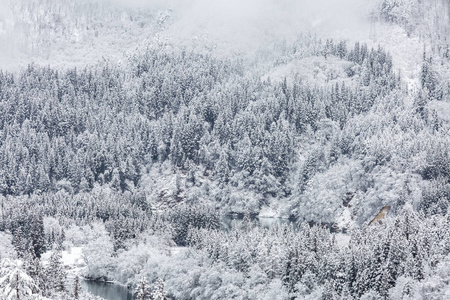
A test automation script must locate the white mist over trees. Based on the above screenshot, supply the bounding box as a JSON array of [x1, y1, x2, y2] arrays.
[[0, 0, 450, 299], [0, 0, 375, 67]]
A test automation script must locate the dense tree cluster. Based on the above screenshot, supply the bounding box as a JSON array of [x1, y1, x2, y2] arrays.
[[184, 209, 450, 299], [167, 204, 220, 246], [1, 1, 450, 299], [0, 38, 401, 217]]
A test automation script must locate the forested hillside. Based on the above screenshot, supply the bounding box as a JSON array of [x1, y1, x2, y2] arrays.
[[1, 0, 450, 299]]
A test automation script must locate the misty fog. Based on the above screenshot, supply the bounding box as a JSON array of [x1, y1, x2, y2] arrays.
[[163, 0, 373, 51], [0, 0, 377, 67]]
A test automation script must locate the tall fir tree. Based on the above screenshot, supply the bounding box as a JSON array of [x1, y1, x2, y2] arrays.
[[135, 276, 151, 300], [73, 275, 81, 299], [151, 278, 168, 300], [46, 246, 66, 293], [30, 214, 45, 259]]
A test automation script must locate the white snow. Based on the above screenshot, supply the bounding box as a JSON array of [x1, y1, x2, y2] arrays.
[[259, 207, 278, 219], [336, 207, 354, 231], [263, 56, 355, 86], [334, 232, 351, 247], [61, 247, 85, 268], [259, 196, 285, 218], [429, 100, 450, 123], [41, 247, 86, 277], [168, 246, 185, 256]]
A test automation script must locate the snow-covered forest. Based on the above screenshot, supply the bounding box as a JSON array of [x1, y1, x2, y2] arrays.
[[1, 0, 450, 299]]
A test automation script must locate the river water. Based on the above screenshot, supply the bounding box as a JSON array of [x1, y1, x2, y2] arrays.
[[81, 280, 135, 300], [221, 215, 295, 231]]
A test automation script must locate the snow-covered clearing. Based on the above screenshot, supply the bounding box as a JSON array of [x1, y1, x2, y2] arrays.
[[41, 247, 86, 277]]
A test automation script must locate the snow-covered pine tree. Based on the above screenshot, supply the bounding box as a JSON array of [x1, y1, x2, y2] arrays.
[[30, 214, 46, 259], [24, 244, 45, 294], [282, 248, 303, 294], [13, 227, 26, 259], [135, 276, 151, 300], [46, 246, 66, 293], [0, 258, 39, 299], [73, 275, 81, 299], [150, 278, 167, 300]]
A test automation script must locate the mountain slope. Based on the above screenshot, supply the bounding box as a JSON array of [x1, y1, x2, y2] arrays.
[[0, 0, 449, 227]]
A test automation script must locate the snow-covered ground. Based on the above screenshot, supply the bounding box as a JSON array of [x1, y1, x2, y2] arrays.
[[41, 247, 86, 277], [263, 56, 355, 86], [336, 207, 355, 232], [429, 100, 450, 123], [259, 196, 291, 219], [334, 232, 351, 247]]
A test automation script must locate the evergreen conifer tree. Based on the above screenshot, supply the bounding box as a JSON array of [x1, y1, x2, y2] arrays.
[[0, 258, 39, 299], [73, 275, 81, 299], [30, 214, 45, 259], [135, 276, 151, 300], [46, 246, 66, 293], [151, 278, 167, 300], [13, 228, 26, 259]]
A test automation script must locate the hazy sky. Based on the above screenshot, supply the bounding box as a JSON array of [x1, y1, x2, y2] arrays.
[[144, 0, 374, 52], [0, 0, 378, 67], [113, 0, 374, 47]]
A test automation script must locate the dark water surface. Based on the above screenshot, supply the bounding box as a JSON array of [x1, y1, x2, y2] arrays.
[[82, 280, 135, 300], [221, 214, 295, 231]]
